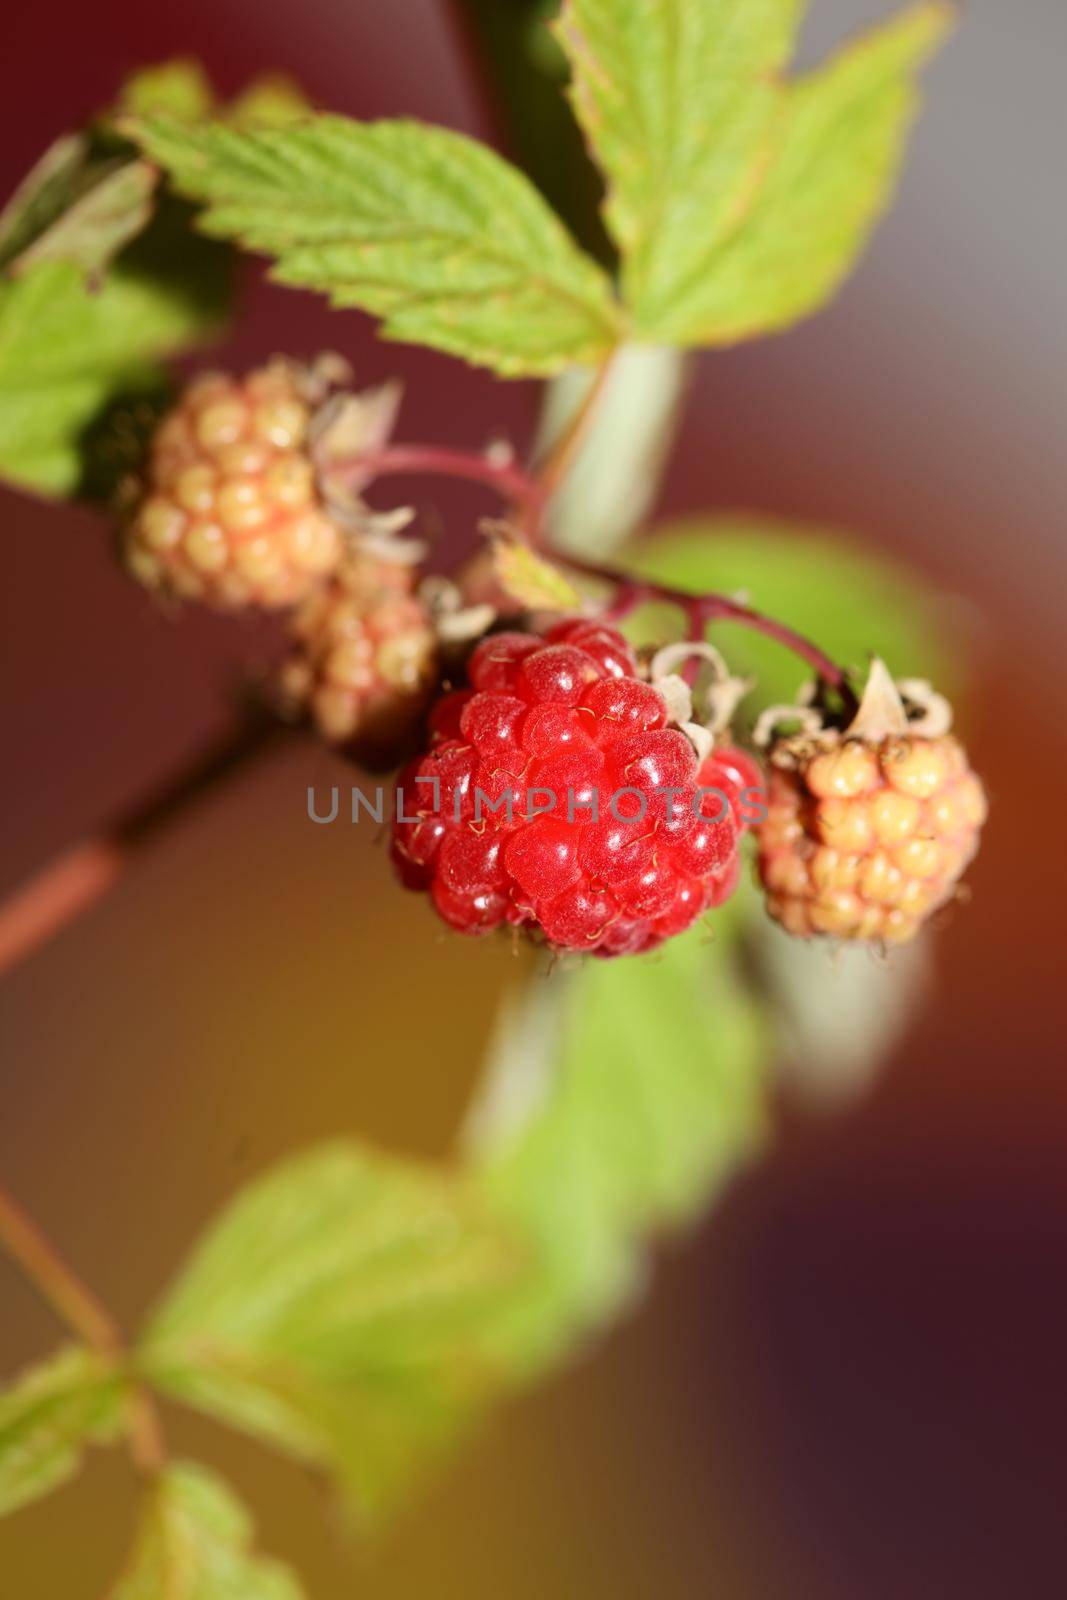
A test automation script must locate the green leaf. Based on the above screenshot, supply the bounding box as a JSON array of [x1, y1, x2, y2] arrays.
[[0, 237, 227, 497], [492, 539, 583, 612], [111, 1462, 304, 1599], [642, 3, 953, 345], [0, 1346, 127, 1518], [125, 114, 624, 375], [139, 1142, 522, 1519], [624, 515, 955, 714], [555, 0, 802, 331], [469, 920, 768, 1371]]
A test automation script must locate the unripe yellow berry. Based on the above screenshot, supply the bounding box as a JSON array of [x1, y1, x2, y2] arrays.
[[124, 362, 344, 609], [279, 554, 438, 769], [756, 718, 986, 946]]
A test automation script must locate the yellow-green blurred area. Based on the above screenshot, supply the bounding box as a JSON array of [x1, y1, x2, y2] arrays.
[[3, 1, 1067, 1596]]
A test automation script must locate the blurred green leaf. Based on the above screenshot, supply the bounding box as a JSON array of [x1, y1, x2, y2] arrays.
[[111, 1462, 304, 1599], [625, 516, 955, 715], [139, 1142, 522, 1519], [643, 3, 952, 345], [555, 0, 801, 332], [754, 915, 931, 1107], [0, 247, 226, 497], [0, 1346, 127, 1518], [125, 115, 623, 375], [468, 920, 769, 1371]]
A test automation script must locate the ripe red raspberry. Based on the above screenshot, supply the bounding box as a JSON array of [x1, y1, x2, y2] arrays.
[[391, 619, 754, 956], [279, 554, 438, 768], [124, 362, 344, 608], [756, 663, 987, 944]]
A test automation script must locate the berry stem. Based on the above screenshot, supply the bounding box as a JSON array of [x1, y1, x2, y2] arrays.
[[555, 553, 850, 692], [0, 709, 289, 980], [357, 444, 547, 519], [0, 1182, 121, 1355], [356, 443, 848, 689]]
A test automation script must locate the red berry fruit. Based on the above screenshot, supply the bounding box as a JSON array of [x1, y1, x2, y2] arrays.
[[391, 622, 751, 956]]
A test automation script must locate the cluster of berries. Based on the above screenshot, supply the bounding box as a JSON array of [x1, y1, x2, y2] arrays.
[[124, 364, 987, 959], [124, 361, 438, 764]]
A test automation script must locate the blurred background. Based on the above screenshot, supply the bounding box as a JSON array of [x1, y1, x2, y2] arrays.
[[2, 0, 1065, 1595]]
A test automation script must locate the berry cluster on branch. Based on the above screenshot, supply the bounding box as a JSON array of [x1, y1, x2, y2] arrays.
[[117, 360, 987, 957]]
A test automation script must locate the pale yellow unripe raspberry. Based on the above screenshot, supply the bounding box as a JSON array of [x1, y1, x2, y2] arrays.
[[124, 363, 344, 609], [756, 663, 987, 945], [279, 555, 439, 768]]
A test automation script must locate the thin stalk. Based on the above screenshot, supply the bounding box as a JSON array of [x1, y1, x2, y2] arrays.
[[0, 711, 288, 981], [356, 443, 546, 518], [0, 1183, 121, 1354], [350, 443, 848, 688], [556, 554, 849, 691]]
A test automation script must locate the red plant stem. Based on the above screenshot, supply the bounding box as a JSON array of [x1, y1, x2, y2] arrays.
[[556, 554, 849, 691], [0, 443, 842, 980], [0, 1180, 168, 1473], [0, 1183, 122, 1354], [0, 711, 287, 981], [354, 444, 847, 689], [357, 444, 546, 519]]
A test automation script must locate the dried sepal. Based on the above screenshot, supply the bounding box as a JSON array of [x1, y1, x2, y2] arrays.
[[648, 639, 754, 761]]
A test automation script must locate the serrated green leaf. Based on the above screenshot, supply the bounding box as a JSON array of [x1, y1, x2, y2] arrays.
[[555, 0, 802, 330], [492, 540, 583, 611], [117, 59, 216, 123], [624, 515, 955, 715], [0, 1346, 127, 1518], [110, 1462, 304, 1600], [645, 2, 953, 345], [0, 235, 227, 497], [470, 922, 768, 1370], [139, 1142, 522, 1518], [125, 114, 624, 375]]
